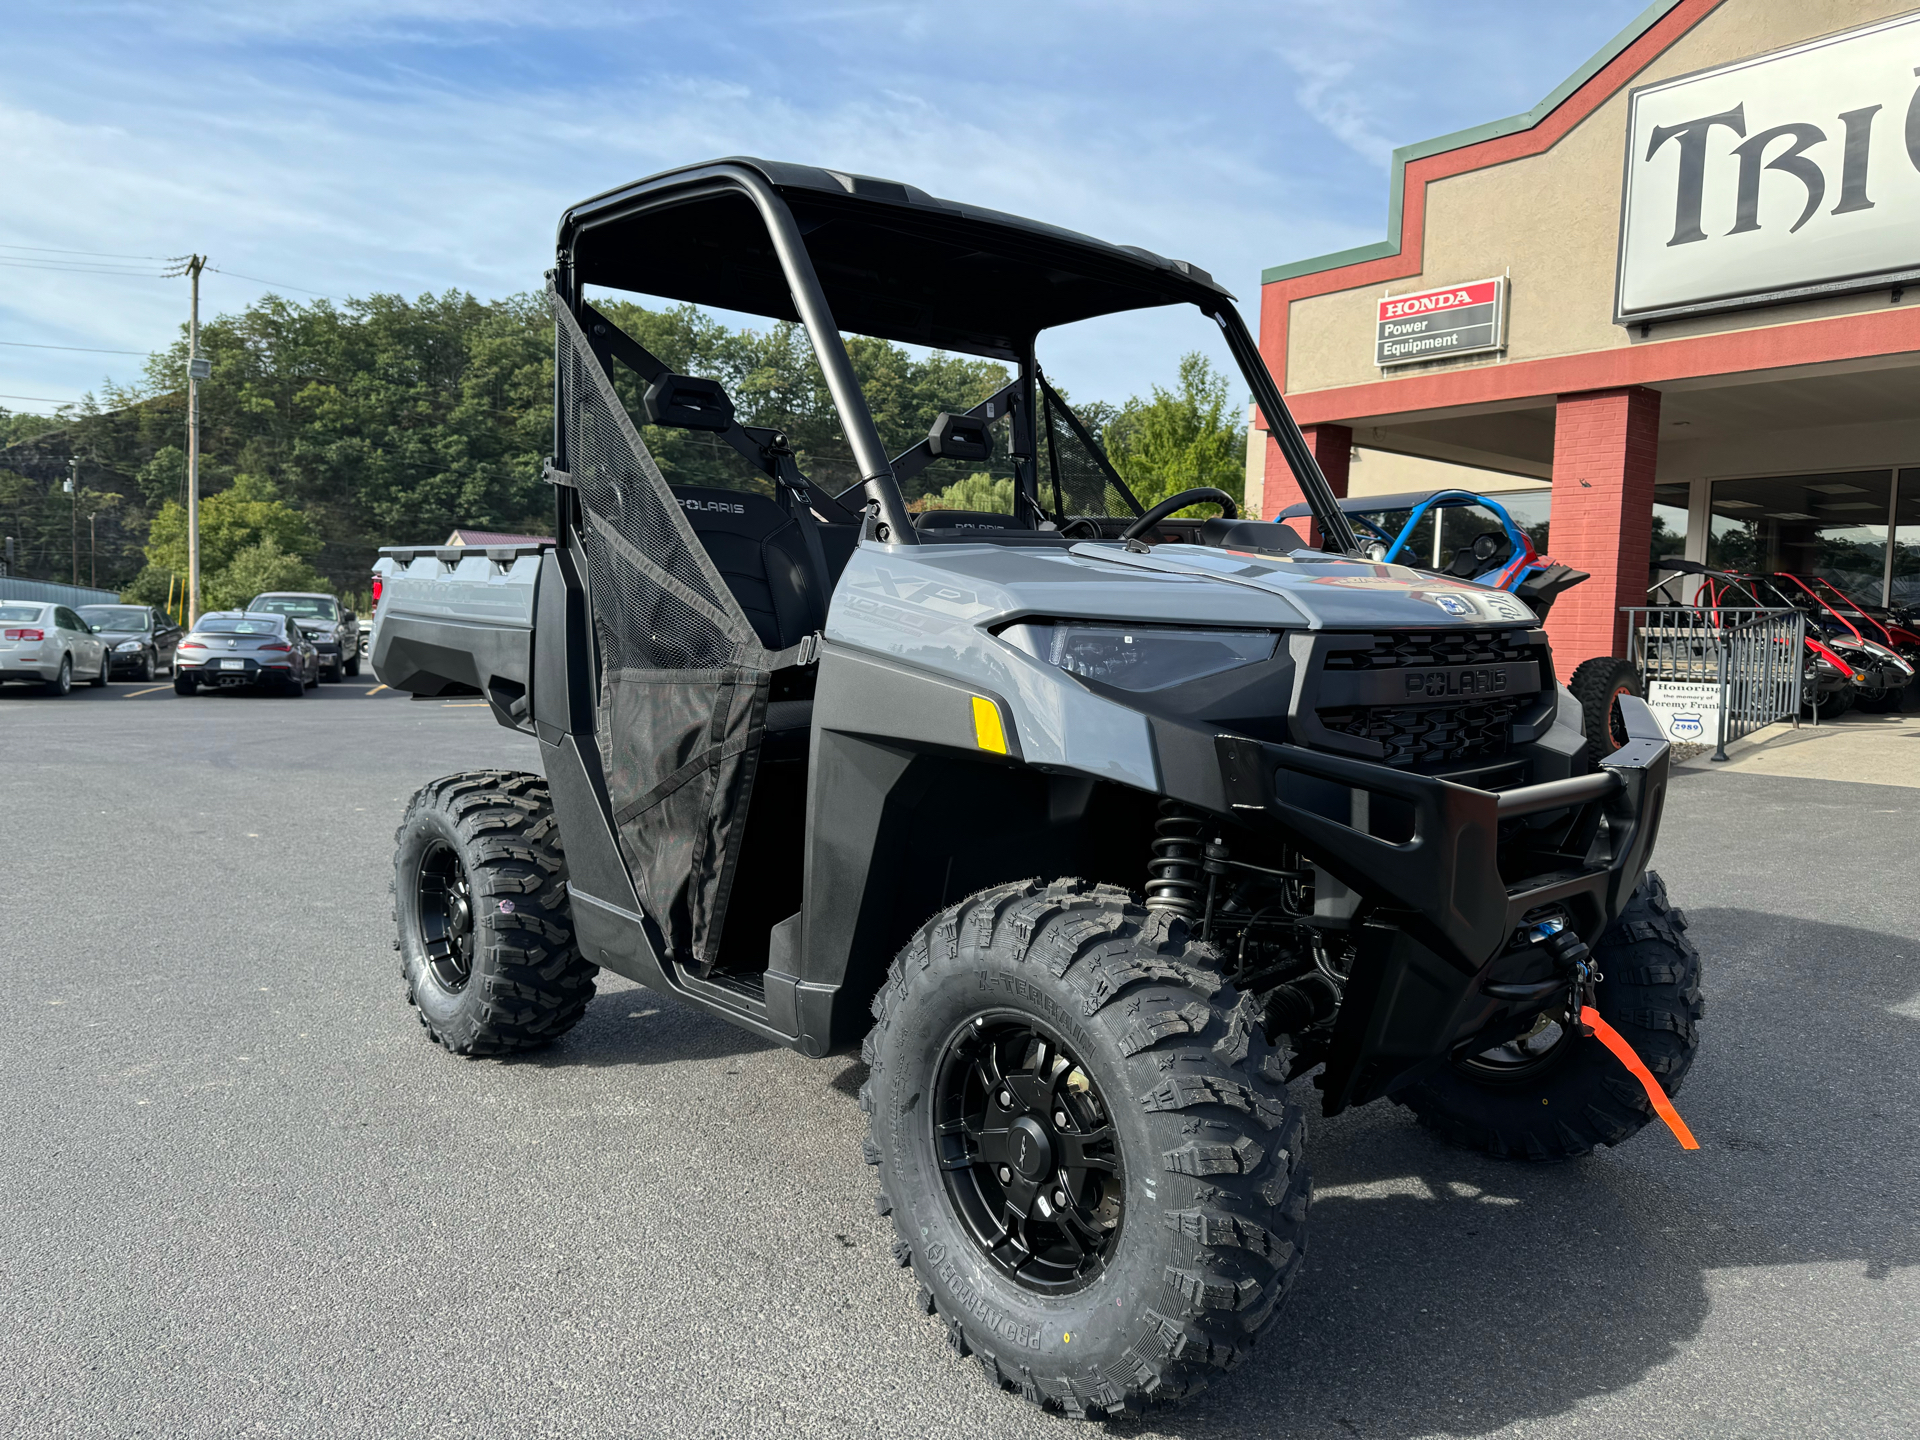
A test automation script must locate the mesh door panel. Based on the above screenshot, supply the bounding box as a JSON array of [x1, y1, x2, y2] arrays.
[[550, 286, 768, 973], [1039, 376, 1143, 521]]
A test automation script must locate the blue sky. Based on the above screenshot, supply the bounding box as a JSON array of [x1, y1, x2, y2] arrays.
[[0, 0, 1656, 415]]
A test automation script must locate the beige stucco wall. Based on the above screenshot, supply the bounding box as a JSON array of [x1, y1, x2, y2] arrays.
[[1284, 0, 1920, 397]]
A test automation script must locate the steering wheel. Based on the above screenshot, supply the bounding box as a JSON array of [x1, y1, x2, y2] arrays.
[[1119, 487, 1239, 542]]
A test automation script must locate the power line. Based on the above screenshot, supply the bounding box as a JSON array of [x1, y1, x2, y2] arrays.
[[0, 242, 176, 261], [0, 339, 150, 355], [205, 265, 336, 299], [0, 258, 173, 278], [0, 392, 81, 404]]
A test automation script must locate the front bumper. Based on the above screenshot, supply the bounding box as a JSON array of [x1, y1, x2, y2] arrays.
[[1210, 696, 1671, 1113]]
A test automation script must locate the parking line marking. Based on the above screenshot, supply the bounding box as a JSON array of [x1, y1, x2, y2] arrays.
[[365, 684, 389, 696], [123, 685, 172, 699], [442, 701, 488, 707]]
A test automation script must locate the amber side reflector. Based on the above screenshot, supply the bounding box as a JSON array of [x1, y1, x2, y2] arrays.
[[971, 696, 1008, 754]]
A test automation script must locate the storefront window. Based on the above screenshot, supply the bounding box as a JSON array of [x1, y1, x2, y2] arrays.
[[1651, 484, 1688, 565], [1707, 470, 1895, 601], [1891, 468, 1917, 613]]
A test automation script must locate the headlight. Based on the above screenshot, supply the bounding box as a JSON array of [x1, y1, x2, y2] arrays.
[[115, 640, 141, 652], [1001, 621, 1277, 693]]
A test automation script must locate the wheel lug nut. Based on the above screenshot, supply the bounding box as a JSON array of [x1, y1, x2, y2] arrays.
[[998, 1166, 1011, 1183]]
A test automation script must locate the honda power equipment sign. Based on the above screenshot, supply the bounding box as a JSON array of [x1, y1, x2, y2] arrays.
[[1616, 13, 1919, 324], [1375, 278, 1506, 368]]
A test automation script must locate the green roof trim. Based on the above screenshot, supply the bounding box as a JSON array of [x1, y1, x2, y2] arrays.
[[1261, 0, 1690, 286]]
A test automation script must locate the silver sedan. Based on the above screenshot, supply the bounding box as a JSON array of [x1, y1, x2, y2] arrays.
[[0, 602, 111, 695]]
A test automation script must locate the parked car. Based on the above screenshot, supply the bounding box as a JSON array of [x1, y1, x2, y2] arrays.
[[77, 603, 182, 681], [245, 591, 360, 682], [173, 612, 319, 696], [0, 602, 111, 695]]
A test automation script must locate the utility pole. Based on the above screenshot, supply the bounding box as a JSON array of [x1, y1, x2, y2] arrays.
[[66, 458, 78, 585], [88, 512, 97, 589], [167, 254, 209, 622]]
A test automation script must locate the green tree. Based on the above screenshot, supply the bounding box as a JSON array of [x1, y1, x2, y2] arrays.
[[919, 472, 1015, 514], [205, 539, 326, 610], [126, 473, 322, 605], [1105, 353, 1247, 515]]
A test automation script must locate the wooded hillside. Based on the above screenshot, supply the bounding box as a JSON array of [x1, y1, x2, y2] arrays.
[[0, 290, 1246, 603]]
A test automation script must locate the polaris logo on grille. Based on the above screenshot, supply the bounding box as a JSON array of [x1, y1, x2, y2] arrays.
[[1405, 668, 1509, 698]]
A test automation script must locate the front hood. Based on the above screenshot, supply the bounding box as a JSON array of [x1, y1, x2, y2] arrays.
[[828, 536, 1540, 638], [1062, 542, 1543, 628]]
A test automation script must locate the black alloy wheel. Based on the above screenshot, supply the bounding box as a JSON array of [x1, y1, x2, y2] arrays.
[[1454, 1009, 1573, 1082], [390, 770, 596, 1054], [934, 1017, 1123, 1294], [865, 879, 1310, 1419], [415, 839, 476, 993]]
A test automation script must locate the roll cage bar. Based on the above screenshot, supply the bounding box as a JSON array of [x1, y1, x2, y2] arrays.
[[550, 157, 1358, 553]]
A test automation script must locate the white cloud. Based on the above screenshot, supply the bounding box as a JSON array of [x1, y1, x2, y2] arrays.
[[0, 1, 1643, 410]]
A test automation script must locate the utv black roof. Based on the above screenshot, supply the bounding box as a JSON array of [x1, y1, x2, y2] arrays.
[[558, 157, 1234, 361]]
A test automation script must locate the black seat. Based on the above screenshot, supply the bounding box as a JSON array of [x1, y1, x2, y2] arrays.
[[672, 486, 829, 650], [673, 486, 853, 750]]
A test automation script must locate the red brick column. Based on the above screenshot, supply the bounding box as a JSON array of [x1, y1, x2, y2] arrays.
[[1262, 421, 1351, 541], [1545, 386, 1661, 667]]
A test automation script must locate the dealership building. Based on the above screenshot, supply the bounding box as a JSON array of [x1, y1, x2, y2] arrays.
[[1251, 0, 1919, 668]]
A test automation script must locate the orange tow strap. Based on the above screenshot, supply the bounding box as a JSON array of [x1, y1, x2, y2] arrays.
[[1581, 1006, 1699, 1150]]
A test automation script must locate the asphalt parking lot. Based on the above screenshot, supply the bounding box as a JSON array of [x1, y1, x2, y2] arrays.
[[2, 676, 1915, 1438]]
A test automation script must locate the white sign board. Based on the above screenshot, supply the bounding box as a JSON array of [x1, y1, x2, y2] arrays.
[[1615, 14, 1919, 323], [1645, 680, 1723, 745]]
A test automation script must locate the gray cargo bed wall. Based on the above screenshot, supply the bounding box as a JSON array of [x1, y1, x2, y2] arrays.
[[371, 547, 542, 727]]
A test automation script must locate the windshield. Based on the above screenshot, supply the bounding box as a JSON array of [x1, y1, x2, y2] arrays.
[[581, 287, 1257, 534], [193, 616, 285, 636], [0, 605, 45, 624], [79, 605, 149, 632], [249, 595, 337, 620]]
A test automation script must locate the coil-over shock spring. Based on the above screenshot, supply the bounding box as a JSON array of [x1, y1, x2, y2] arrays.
[[1145, 799, 1206, 915]]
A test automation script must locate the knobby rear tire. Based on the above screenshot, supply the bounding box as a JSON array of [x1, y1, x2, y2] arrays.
[[391, 769, 597, 1055], [863, 878, 1310, 1419]]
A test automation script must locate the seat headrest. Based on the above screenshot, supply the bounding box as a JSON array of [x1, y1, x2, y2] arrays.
[[914, 509, 1021, 531], [671, 486, 789, 538]]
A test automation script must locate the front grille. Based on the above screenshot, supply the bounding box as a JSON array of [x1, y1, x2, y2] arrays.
[[1320, 629, 1537, 671], [1313, 630, 1546, 771], [1317, 697, 1525, 768]]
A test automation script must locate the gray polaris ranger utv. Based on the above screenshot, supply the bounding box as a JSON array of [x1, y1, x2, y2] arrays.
[[373, 158, 1703, 1418]]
